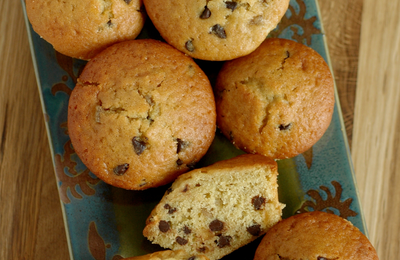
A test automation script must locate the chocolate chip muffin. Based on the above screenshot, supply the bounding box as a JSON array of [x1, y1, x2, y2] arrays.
[[68, 39, 216, 190], [215, 38, 335, 159], [143, 0, 289, 61], [143, 154, 284, 260], [122, 250, 210, 260], [26, 0, 145, 60], [254, 211, 379, 260]]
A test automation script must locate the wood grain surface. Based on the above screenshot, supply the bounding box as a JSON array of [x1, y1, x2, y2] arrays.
[[0, 1, 69, 259], [0, 0, 398, 259], [353, 0, 400, 258]]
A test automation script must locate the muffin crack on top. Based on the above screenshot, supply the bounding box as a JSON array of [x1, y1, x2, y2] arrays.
[[279, 50, 291, 70], [94, 88, 156, 122]]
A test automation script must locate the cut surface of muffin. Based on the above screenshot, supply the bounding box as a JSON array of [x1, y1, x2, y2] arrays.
[[143, 154, 284, 260]]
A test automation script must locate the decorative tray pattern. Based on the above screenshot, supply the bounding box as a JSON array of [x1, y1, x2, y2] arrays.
[[22, 0, 366, 259]]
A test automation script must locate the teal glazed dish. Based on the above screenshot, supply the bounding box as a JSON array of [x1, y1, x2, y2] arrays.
[[22, 0, 367, 259]]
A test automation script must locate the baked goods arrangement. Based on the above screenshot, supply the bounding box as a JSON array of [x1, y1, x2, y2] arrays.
[[26, 0, 379, 259]]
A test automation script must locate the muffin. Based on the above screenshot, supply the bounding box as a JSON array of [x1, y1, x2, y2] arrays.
[[26, 0, 145, 60], [143, 154, 284, 260], [122, 250, 209, 260], [215, 38, 335, 159], [253, 211, 379, 260], [143, 0, 289, 61], [68, 39, 216, 190]]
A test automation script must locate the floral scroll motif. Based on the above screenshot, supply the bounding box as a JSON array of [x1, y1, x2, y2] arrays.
[[50, 52, 98, 203], [54, 138, 101, 204], [88, 222, 123, 260], [297, 181, 358, 219], [269, 0, 321, 45], [51, 51, 85, 96], [53, 122, 100, 204]]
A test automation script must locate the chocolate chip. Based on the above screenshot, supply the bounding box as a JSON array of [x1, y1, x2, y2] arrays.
[[182, 184, 189, 192], [177, 138, 189, 153], [209, 219, 224, 232], [252, 195, 266, 210], [215, 235, 232, 248], [200, 6, 211, 19], [185, 40, 195, 52], [188, 257, 196, 260], [166, 187, 173, 194], [107, 20, 113, 27], [183, 225, 192, 234], [197, 247, 207, 253], [225, 1, 237, 11], [246, 224, 261, 236], [211, 24, 227, 39], [177, 159, 183, 166], [113, 163, 129, 176], [132, 136, 148, 155], [176, 236, 188, 245], [279, 123, 292, 131], [164, 204, 177, 214], [124, 0, 132, 4], [187, 161, 196, 170], [159, 220, 170, 232]]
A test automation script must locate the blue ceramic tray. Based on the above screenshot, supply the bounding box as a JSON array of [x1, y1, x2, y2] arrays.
[[22, 0, 367, 259]]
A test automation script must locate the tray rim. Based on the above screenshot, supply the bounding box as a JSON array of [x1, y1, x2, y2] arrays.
[[20, 1, 75, 256], [313, 0, 368, 237]]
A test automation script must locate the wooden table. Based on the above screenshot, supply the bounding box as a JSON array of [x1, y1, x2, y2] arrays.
[[1, 0, 399, 259]]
